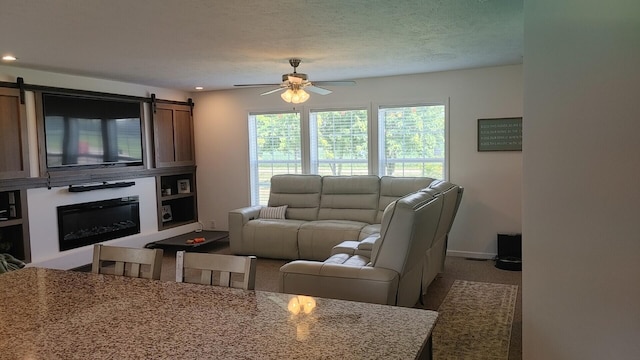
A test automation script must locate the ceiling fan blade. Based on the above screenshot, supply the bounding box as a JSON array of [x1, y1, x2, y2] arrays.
[[234, 83, 281, 87], [260, 87, 286, 96], [312, 80, 356, 86], [306, 85, 332, 95]]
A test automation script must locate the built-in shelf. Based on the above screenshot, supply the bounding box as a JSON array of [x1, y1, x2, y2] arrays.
[[0, 189, 30, 263], [0, 82, 199, 264], [0, 219, 22, 228], [161, 193, 194, 201], [156, 170, 197, 230]]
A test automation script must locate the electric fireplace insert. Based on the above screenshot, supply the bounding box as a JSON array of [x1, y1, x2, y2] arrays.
[[57, 196, 140, 251]]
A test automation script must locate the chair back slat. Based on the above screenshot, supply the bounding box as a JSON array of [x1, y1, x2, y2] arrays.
[[176, 251, 257, 290], [114, 262, 126, 276], [219, 271, 231, 287], [130, 263, 141, 278], [92, 244, 163, 280], [201, 270, 213, 285]]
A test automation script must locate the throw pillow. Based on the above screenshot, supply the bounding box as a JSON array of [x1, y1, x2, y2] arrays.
[[259, 205, 288, 219]]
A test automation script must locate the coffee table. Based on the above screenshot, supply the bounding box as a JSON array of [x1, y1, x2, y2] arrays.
[[145, 230, 228, 251]]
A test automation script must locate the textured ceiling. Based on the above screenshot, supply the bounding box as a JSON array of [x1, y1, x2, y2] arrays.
[[0, 0, 523, 92]]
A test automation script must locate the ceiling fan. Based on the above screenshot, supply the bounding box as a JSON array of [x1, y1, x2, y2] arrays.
[[234, 58, 356, 103]]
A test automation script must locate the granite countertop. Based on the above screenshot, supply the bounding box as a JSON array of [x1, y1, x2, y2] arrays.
[[0, 267, 437, 359]]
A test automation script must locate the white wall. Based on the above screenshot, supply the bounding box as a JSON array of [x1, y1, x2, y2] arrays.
[[192, 65, 523, 258], [523, 1, 640, 359], [0, 65, 197, 269], [27, 178, 157, 269], [0, 64, 523, 266]]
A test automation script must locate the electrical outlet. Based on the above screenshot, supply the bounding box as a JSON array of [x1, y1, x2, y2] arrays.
[[209, 220, 216, 229]]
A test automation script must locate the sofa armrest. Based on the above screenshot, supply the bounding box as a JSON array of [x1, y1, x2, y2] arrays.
[[279, 260, 399, 305], [331, 234, 380, 257], [330, 241, 359, 256], [353, 234, 380, 257], [228, 206, 262, 254], [229, 206, 262, 223], [357, 234, 378, 251]]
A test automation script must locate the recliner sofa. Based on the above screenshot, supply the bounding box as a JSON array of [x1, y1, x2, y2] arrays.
[[229, 174, 437, 260], [229, 174, 463, 306], [279, 190, 444, 306]]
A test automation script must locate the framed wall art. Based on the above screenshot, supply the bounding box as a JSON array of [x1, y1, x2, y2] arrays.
[[477, 117, 522, 151]]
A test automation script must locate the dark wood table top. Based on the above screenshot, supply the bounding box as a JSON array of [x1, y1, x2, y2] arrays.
[[145, 230, 228, 250]]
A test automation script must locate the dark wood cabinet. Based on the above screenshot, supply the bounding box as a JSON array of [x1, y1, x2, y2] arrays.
[[0, 189, 30, 262], [156, 170, 197, 230], [0, 88, 29, 179], [152, 103, 195, 168]]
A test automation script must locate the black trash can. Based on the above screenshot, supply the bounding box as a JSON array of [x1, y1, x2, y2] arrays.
[[495, 233, 522, 271]]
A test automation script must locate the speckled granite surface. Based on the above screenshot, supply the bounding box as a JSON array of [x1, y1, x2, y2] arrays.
[[0, 268, 437, 359]]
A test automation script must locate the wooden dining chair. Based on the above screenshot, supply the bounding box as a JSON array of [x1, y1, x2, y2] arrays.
[[175, 251, 257, 290], [92, 244, 164, 280]]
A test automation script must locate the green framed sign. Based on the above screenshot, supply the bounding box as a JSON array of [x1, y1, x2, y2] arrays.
[[477, 117, 522, 151]]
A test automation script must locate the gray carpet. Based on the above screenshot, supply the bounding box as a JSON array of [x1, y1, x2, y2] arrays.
[[432, 280, 518, 359], [421, 257, 522, 360]]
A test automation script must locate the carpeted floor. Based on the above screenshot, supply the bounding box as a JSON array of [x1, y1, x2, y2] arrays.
[[432, 280, 518, 360], [159, 240, 523, 359], [421, 258, 522, 360]]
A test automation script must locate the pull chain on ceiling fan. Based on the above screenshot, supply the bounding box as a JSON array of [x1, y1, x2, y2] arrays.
[[234, 58, 356, 104]]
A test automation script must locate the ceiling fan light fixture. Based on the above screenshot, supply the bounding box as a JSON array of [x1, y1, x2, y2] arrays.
[[281, 88, 309, 104], [236, 58, 354, 103]]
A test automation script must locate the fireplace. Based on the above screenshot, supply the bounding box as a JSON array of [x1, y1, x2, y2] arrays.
[[57, 196, 140, 251]]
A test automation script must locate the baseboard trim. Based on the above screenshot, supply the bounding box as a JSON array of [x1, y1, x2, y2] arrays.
[[447, 250, 496, 260]]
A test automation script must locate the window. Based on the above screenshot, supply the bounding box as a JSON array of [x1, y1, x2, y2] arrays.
[[248, 103, 447, 205], [378, 105, 446, 179], [310, 109, 368, 175], [248, 112, 302, 205]]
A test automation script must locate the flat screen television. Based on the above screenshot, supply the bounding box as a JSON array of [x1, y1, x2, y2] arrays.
[[42, 93, 144, 169]]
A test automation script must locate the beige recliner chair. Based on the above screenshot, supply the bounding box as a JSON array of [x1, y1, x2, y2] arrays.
[[422, 180, 464, 294], [279, 190, 443, 307]]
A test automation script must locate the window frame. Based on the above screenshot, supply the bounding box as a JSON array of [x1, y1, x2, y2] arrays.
[[376, 101, 449, 179], [308, 107, 370, 176], [247, 99, 449, 205], [248, 110, 303, 206]]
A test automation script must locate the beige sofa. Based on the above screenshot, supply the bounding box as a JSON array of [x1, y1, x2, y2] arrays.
[[279, 190, 444, 307], [229, 174, 437, 260], [230, 174, 463, 306]]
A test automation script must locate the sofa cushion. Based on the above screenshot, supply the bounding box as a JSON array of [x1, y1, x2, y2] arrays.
[[259, 205, 288, 219], [269, 174, 322, 221], [422, 181, 461, 248], [376, 176, 435, 223], [298, 220, 368, 261], [324, 253, 371, 267], [318, 175, 380, 224], [372, 192, 440, 274], [242, 219, 306, 259], [358, 224, 381, 239], [421, 180, 464, 284], [371, 201, 396, 264], [331, 234, 379, 258]]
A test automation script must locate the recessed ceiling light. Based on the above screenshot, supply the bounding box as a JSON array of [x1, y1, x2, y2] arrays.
[[2, 55, 17, 61], [195, 86, 204, 90]]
